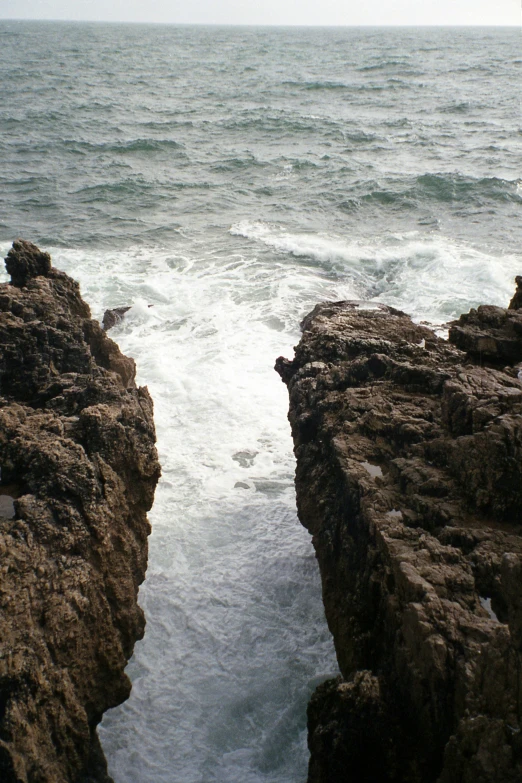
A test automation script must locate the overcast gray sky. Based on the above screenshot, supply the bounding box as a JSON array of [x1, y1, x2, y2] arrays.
[[0, 0, 519, 26]]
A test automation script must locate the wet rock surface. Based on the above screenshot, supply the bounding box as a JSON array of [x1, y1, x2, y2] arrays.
[[102, 307, 131, 332], [276, 294, 522, 782], [0, 241, 160, 783]]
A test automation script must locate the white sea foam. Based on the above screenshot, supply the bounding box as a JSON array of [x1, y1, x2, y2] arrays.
[[44, 244, 341, 783], [230, 220, 518, 325]]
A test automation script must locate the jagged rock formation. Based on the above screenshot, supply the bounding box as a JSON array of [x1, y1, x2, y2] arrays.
[[102, 305, 154, 333], [276, 290, 522, 783], [0, 241, 160, 783], [102, 307, 130, 332]]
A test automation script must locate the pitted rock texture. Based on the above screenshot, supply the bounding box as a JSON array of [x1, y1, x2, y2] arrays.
[[0, 241, 160, 783], [276, 295, 522, 783]]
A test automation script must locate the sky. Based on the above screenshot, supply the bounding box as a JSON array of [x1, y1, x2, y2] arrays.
[[0, 0, 520, 26]]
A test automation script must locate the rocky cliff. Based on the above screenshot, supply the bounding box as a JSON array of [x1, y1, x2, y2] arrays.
[[276, 282, 522, 782], [0, 241, 160, 782]]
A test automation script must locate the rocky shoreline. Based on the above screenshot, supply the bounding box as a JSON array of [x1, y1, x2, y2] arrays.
[[0, 241, 160, 782], [277, 283, 522, 782], [1, 238, 520, 782]]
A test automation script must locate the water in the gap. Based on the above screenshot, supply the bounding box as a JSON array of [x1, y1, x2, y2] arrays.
[[0, 22, 520, 783]]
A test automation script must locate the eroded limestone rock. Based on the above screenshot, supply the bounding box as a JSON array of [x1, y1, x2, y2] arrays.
[[277, 295, 522, 783], [0, 241, 160, 783]]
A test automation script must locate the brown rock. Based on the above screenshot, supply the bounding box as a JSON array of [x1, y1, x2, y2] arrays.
[[308, 672, 403, 783], [5, 239, 51, 288], [449, 303, 522, 364], [276, 290, 522, 783], [508, 276, 522, 310], [0, 242, 161, 782], [102, 307, 131, 332]]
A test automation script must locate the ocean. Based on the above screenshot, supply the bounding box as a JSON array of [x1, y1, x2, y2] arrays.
[[0, 21, 520, 783]]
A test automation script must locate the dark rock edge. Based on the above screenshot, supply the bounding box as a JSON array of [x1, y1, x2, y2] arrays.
[[0, 240, 161, 782], [276, 280, 522, 782]]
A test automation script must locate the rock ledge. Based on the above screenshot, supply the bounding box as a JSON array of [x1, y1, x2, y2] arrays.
[[277, 292, 522, 782], [0, 241, 160, 783]]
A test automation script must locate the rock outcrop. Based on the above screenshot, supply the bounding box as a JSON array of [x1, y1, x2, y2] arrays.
[[276, 290, 522, 782], [102, 307, 130, 332], [0, 241, 160, 783]]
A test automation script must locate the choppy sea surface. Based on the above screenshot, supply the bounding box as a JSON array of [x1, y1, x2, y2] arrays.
[[0, 21, 520, 783]]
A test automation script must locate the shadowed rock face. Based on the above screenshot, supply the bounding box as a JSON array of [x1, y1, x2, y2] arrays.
[[0, 241, 160, 783], [276, 293, 522, 783], [102, 307, 131, 332]]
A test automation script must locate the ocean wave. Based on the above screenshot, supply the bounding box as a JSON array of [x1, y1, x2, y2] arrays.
[[281, 79, 404, 94], [219, 114, 326, 135], [281, 79, 348, 90], [337, 198, 361, 213], [76, 177, 218, 202], [357, 62, 423, 76], [75, 179, 154, 197], [363, 190, 414, 208], [211, 155, 267, 172], [452, 64, 495, 74], [109, 138, 186, 154], [277, 157, 321, 171], [385, 78, 422, 90], [32, 137, 188, 156], [230, 221, 366, 275], [438, 101, 476, 114], [416, 173, 522, 204], [229, 220, 518, 323], [332, 174, 521, 213], [357, 60, 411, 71], [140, 120, 195, 130], [352, 129, 384, 145]]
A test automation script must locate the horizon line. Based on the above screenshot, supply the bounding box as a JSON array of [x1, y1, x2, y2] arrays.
[[0, 18, 520, 28]]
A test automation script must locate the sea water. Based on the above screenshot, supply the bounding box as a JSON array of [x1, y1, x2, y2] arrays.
[[0, 22, 520, 783]]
